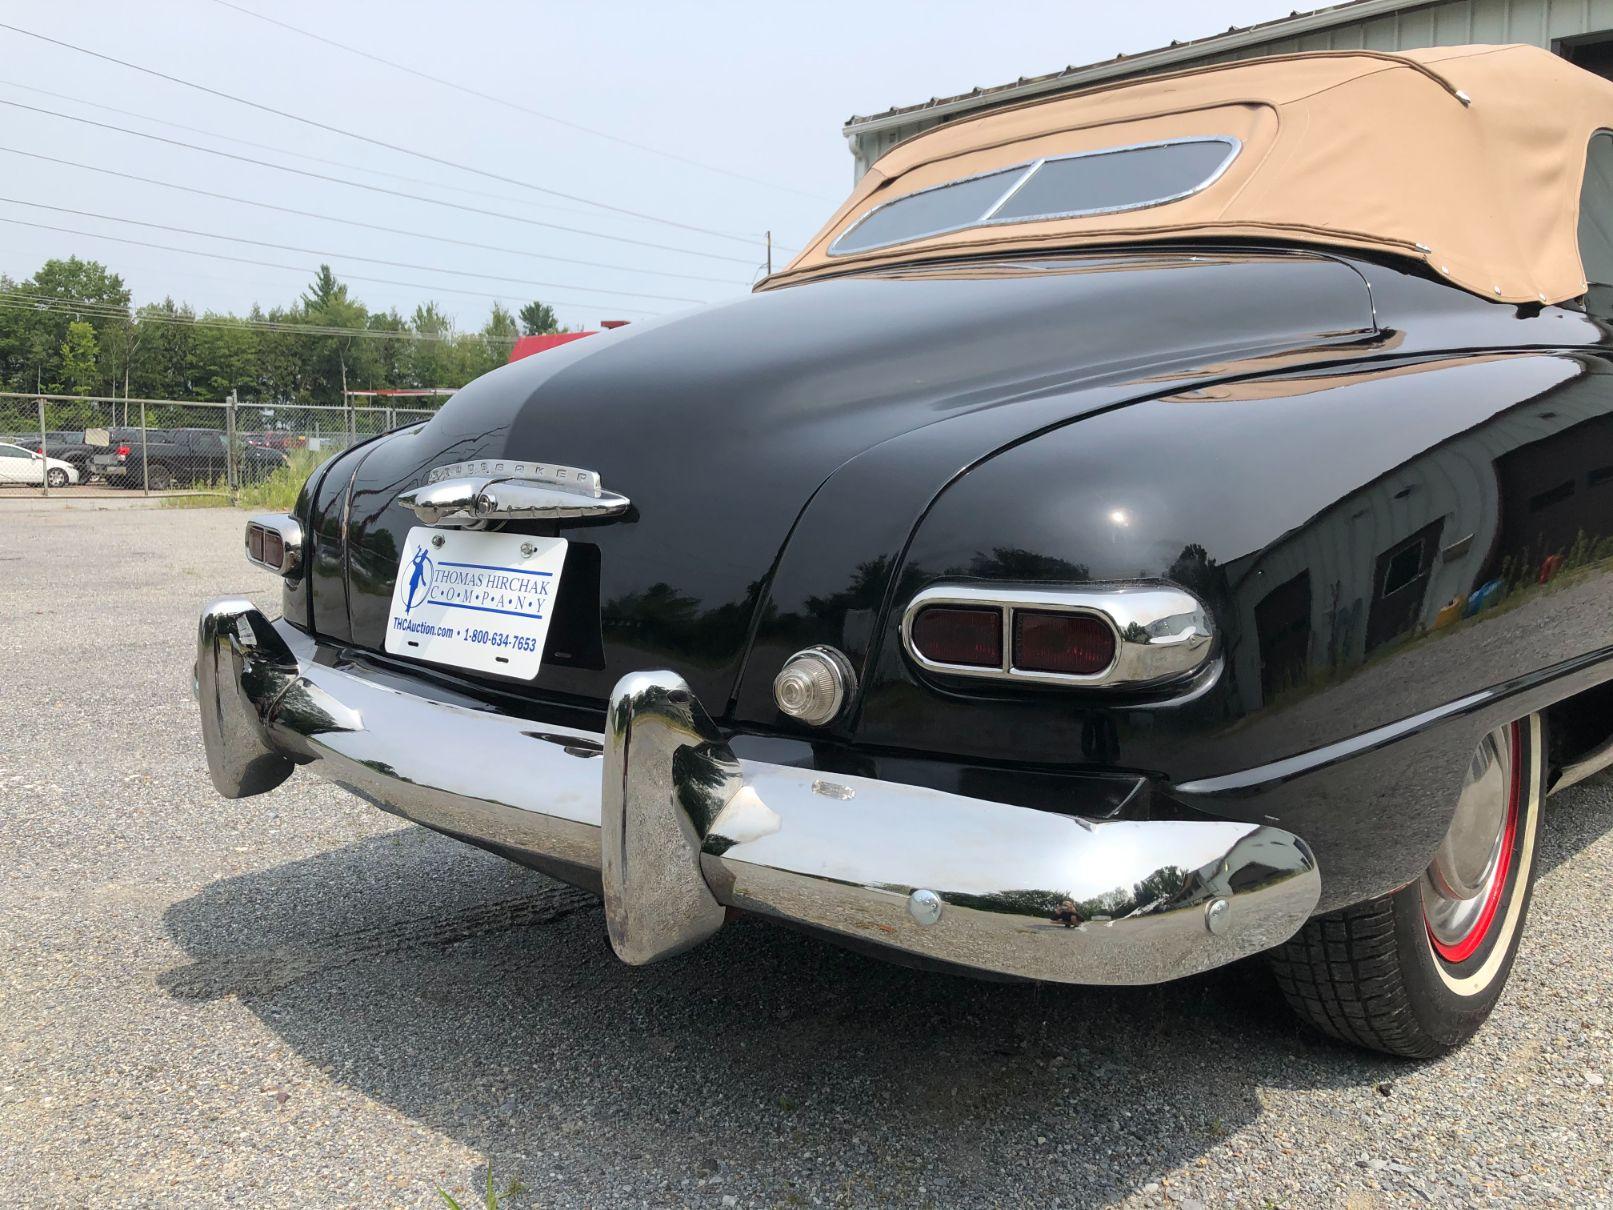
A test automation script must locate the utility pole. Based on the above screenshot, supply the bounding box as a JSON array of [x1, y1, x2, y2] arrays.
[[340, 356, 351, 446], [37, 395, 48, 499], [140, 400, 151, 498], [123, 315, 135, 429], [225, 389, 239, 505], [765, 230, 773, 276]]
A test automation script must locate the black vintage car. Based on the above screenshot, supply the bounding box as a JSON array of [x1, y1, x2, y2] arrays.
[[198, 45, 1613, 1057]]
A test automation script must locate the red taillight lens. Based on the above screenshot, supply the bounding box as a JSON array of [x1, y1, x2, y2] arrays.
[[116, 444, 130, 458], [261, 529, 284, 570], [910, 606, 1003, 667], [1013, 611, 1116, 676]]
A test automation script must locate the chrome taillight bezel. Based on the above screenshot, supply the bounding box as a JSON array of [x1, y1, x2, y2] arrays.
[[244, 513, 304, 578], [901, 583, 1213, 688]]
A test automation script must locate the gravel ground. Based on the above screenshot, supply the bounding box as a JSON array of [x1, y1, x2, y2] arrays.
[[1, 504, 1609, 1208]]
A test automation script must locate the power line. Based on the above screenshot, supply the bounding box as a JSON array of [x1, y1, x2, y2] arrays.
[[208, 0, 834, 205], [0, 292, 522, 345], [0, 215, 666, 315], [0, 18, 767, 247], [0, 145, 747, 287], [0, 77, 627, 224], [0, 96, 762, 268], [7, 289, 497, 339], [0, 295, 509, 344], [0, 196, 704, 303]]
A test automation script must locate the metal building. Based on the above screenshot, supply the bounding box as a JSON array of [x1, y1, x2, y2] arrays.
[[845, 0, 1613, 177]]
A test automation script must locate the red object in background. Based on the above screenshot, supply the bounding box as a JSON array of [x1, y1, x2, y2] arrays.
[[508, 331, 597, 363], [1539, 553, 1565, 584]]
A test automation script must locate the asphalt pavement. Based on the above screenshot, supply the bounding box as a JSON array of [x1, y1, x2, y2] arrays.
[[1, 504, 1609, 1207]]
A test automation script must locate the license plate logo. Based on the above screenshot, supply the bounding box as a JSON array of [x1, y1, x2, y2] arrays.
[[383, 526, 567, 679]]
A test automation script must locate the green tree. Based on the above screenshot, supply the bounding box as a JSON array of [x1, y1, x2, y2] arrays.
[[128, 299, 196, 399], [365, 309, 411, 390], [301, 264, 347, 311], [518, 300, 559, 335], [0, 254, 532, 407], [56, 320, 100, 395], [188, 316, 259, 399], [0, 257, 129, 395], [297, 265, 372, 403], [484, 301, 519, 344]]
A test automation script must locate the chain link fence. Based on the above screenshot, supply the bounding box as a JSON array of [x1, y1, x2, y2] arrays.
[[0, 390, 441, 500]]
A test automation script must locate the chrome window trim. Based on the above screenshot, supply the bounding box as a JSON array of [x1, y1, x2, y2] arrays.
[[244, 513, 304, 578], [827, 135, 1242, 258], [901, 583, 1214, 689]]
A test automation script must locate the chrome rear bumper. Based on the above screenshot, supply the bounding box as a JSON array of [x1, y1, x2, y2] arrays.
[[196, 598, 1320, 985]]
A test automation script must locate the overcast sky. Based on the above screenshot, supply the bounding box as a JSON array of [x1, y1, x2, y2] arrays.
[[0, 0, 1302, 331]]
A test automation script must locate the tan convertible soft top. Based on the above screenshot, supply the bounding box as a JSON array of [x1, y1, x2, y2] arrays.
[[764, 45, 1613, 304]]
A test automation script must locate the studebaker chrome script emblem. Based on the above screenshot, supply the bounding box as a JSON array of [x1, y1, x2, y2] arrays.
[[399, 461, 629, 527], [426, 460, 602, 496]]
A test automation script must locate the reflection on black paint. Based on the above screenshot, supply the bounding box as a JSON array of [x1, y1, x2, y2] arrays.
[[1255, 570, 1311, 701], [1365, 518, 1443, 654], [602, 579, 767, 667], [872, 345, 1613, 800]]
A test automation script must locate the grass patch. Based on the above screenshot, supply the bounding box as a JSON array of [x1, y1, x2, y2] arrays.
[[162, 450, 325, 511], [437, 1166, 525, 1209]]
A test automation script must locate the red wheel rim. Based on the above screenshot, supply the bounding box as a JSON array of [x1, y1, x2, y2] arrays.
[[1425, 721, 1521, 964]]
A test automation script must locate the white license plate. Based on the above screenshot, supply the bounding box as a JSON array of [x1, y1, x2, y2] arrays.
[[384, 526, 567, 679]]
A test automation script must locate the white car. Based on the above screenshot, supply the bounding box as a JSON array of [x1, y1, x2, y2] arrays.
[[0, 442, 79, 487]]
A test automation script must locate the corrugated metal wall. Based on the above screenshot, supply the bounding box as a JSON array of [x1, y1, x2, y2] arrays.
[[849, 0, 1613, 173], [1198, 0, 1613, 60]]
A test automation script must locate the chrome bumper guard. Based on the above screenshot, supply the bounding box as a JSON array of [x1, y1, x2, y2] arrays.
[[197, 599, 1320, 985]]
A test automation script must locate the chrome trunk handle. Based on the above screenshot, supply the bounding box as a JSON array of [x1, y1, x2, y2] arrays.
[[397, 475, 631, 526]]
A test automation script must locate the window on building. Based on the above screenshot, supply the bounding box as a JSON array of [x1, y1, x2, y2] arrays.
[[1381, 541, 1427, 598], [1559, 35, 1613, 84], [830, 137, 1240, 256]]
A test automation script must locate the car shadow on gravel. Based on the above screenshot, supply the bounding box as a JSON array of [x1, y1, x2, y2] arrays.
[[157, 782, 1612, 1204]]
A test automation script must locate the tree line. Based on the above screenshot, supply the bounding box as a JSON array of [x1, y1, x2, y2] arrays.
[[0, 256, 565, 404]]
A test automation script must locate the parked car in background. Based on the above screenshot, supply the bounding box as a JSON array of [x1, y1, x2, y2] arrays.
[[0, 432, 102, 477], [198, 46, 1613, 1058], [0, 441, 78, 487], [28, 431, 103, 485], [95, 428, 288, 490]]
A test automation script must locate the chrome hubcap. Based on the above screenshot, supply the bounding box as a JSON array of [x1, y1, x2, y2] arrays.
[[1421, 724, 1517, 953]]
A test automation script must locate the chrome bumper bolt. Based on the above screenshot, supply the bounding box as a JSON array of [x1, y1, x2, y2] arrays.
[[908, 888, 943, 926]]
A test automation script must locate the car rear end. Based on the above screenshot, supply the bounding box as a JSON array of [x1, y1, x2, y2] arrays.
[[189, 251, 1375, 984]]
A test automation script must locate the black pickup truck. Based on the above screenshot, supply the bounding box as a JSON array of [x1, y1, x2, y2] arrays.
[[94, 428, 287, 489]]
